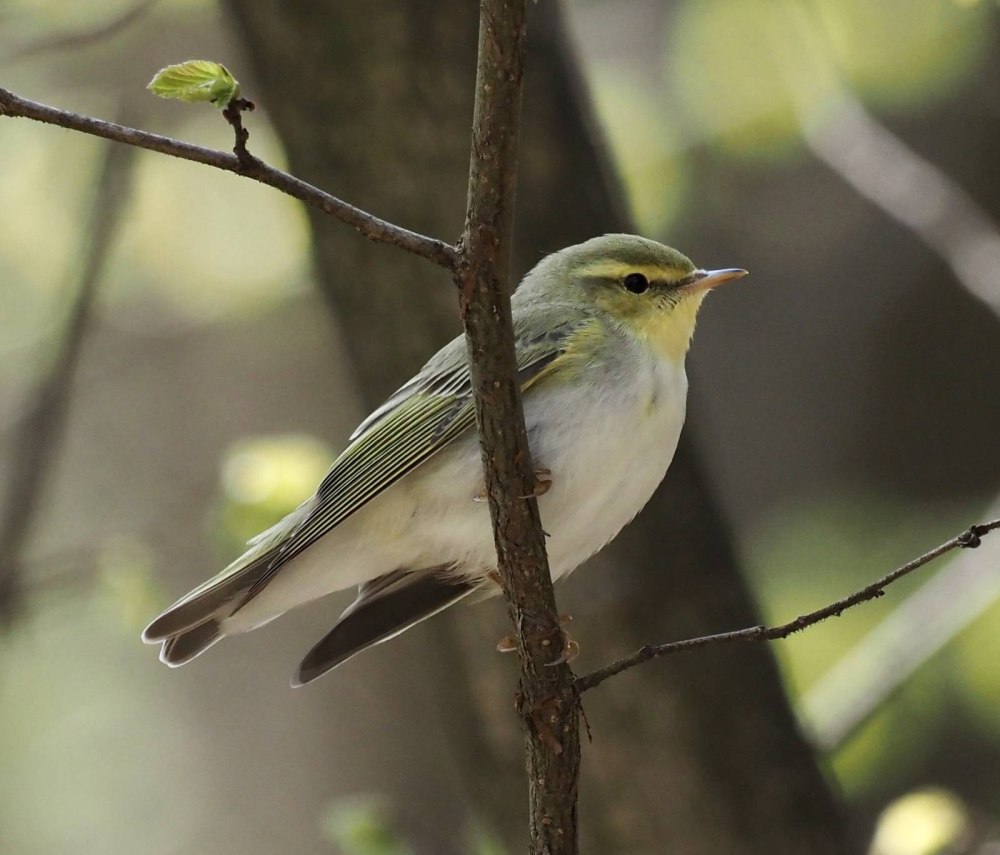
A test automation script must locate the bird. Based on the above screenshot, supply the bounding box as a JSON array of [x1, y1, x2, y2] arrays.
[[142, 234, 746, 685]]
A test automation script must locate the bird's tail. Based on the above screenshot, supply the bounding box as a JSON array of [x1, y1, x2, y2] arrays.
[[142, 549, 277, 667], [292, 569, 478, 686]]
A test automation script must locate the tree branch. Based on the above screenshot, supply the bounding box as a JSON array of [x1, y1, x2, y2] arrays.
[[0, 87, 456, 270], [576, 519, 1000, 693], [453, 2, 579, 852], [802, 514, 1000, 751], [774, 3, 1000, 320]]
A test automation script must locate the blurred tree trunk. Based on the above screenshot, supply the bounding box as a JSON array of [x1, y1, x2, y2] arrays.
[[224, 1, 849, 851]]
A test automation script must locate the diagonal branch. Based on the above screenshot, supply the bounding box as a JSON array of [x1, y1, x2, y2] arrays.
[[772, 0, 1000, 320], [0, 87, 456, 270], [803, 96, 1000, 318], [576, 519, 1000, 693], [802, 509, 1000, 750]]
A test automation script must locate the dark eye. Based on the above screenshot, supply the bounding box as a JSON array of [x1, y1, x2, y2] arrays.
[[623, 273, 649, 294]]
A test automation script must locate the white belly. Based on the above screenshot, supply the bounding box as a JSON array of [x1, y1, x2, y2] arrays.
[[527, 357, 687, 578], [227, 354, 687, 631], [399, 352, 688, 581]]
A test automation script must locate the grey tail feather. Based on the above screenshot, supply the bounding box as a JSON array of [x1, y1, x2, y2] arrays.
[[160, 619, 222, 667], [292, 572, 477, 687], [142, 551, 276, 644]]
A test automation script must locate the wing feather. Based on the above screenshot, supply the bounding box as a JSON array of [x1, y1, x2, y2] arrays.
[[239, 310, 589, 602]]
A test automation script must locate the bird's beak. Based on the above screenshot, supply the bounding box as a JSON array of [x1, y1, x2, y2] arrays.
[[684, 268, 748, 293]]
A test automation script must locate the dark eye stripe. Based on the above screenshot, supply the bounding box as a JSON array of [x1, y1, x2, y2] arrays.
[[672, 271, 701, 289]]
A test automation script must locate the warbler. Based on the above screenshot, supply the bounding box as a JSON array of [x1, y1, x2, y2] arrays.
[[143, 234, 745, 685]]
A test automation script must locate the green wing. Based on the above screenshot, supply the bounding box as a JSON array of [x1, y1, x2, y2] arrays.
[[240, 308, 588, 599]]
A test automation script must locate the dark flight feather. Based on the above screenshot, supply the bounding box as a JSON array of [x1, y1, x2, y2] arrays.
[[293, 571, 478, 686]]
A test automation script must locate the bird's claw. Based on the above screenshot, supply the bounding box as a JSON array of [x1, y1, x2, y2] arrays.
[[547, 614, 579, 665], [546, 637, 580, 666], [496, 634, 518, 653], [474, 468, 553, 502], [497, 613, 579, 664], [524, 467, 553, 498]]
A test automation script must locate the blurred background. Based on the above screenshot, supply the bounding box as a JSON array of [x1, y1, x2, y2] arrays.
[[2, 1, 1000, 853]]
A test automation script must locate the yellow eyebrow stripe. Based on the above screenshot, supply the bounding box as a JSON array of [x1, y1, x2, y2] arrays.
[[575, 260, 683, 282]]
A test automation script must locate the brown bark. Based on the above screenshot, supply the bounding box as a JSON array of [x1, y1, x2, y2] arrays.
[[455, 3, 579, 852]]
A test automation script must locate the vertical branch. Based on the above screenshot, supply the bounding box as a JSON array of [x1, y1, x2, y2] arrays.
[[454, 2, 580, 853], [0, 115, 138, 621]]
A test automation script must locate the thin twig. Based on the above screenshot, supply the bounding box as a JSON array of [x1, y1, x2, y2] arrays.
[[0, 87, 456, 270], [802, 516, 1000, 750], [221, 97, 256, 167], [576, 519, 1000, 693], [0, 115, 139, 622]]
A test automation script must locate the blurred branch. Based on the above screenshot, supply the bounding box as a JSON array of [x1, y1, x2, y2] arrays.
[[777, 1, 1000, 316], [3, 0, 159, 63], [576, 519, 1000, 693], [452, 2, 579, 852], [0, 87, 456, 269], [802, 95, 1000, 316], [0, 114, 138, 623], [802, 500, 1000, 751]]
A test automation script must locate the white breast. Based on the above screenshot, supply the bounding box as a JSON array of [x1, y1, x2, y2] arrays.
[[399, 349, 689, 583], [528, 355, 688, 579]]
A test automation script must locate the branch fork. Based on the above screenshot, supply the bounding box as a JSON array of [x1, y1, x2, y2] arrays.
[[221, 96, 256, 168]]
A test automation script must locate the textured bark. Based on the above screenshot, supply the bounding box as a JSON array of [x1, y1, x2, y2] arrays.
[[223, 1, 849, 852], [455, 3, 580, 852]]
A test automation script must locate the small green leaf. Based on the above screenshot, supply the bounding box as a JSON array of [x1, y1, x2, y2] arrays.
[[147, 60, 240, 108]]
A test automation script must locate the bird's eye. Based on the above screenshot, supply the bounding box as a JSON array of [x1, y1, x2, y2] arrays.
[[623, 273, 649, 294]]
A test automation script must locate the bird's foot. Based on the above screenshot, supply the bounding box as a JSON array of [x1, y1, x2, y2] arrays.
[[492, 571, 516, 652], [496, 634, 518, 653], [546, 613, 580, 665], [473, 467, 553, 502], [547, 637, 580, 665], [524, 467, 553, 498], [496, 613, 578, 664]]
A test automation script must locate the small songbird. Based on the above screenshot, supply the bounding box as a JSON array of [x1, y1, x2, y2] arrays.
[[143, 234, 746, 685]]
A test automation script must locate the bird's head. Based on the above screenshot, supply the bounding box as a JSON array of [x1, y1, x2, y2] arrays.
[[518, 234, 747, 362]]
